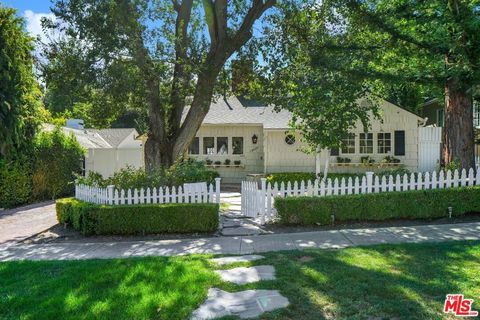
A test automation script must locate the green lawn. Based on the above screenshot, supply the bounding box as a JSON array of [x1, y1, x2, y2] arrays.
[[1, 241, 479, 320]]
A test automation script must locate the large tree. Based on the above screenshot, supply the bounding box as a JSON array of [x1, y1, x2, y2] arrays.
[[262, 0, 480, 168], [47, 0, 276, 169], [0, 6, 42, 159]]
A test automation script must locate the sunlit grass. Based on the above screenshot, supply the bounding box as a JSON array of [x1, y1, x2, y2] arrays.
[[0, 241, 478, 319]]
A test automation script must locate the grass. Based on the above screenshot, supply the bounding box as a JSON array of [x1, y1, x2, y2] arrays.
[[1, 241, 479, 319]]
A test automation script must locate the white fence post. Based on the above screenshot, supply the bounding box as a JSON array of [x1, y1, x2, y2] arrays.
[[215, 177, 221, 205], [107, 185, 115, 205], [366, 171, 374, 193], [260, 178, 267, 224]]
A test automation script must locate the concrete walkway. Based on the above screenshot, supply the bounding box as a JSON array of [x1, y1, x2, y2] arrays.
[[0, 201, 56, 244], [0, 222, 478, 261]]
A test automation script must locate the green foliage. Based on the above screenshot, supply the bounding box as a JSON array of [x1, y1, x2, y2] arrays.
[[266, 172, 317, 185], [77, 159, 219, 189], [443, 159, 462, 172], [167, 158, 219, 186], [32, 127, 85, 200], [0, 160, 32, 208], [0, 7, 42, 159], [275, 187, 480, 225], [56, 198, 219, 235]]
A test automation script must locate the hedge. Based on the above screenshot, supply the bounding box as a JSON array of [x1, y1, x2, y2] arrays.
[[275, 187, 480, 225], [56, 198, 219, 235]]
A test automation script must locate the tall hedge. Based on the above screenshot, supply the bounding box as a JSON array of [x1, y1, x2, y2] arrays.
[[32, 127, 84, 200], [0, 160, 32, 208], [275, 187, 480, 225], [56, 198, 219, 235]]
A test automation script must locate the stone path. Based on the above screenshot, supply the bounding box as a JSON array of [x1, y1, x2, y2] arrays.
[[220, 192, 268, 236], [191, 254, 289, 319], [190, 288, 289, 319], [0, 201, 56, 245], [216, 265, 276, 285], [0, 222, 478, 261]]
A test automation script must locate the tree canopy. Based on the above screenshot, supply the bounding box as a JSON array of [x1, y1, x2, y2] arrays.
[[259, 0, 479, 167], [45, 0, 276, 168], [0, 6, 42, 159]]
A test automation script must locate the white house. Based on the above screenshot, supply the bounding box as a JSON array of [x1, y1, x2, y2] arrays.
[[186, 96, 441, 183], [44, 124, 143, 177]]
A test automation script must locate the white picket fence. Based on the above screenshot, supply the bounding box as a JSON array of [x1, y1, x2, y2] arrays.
[[75, 178, 221, 205], [242, 168, 480, 224]]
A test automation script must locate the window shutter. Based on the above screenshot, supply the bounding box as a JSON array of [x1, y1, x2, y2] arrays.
[[330, 147, 339, 156], [394, 131, 405, 156]]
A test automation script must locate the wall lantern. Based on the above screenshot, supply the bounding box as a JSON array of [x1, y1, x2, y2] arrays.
[[252, 134, 258, 144]]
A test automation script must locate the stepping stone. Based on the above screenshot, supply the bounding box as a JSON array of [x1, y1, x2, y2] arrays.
[[210, 255, 265, 266], [190, 288, 289, 319], [215, 265, 276, 285]]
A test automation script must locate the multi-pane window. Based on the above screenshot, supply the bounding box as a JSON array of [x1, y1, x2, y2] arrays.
[[188, 137, 199, 155], [203, 137, 215, 155], [285, 134, 296, 145], [341, 133, 355, 154], [232, 137, 244, 154], [377, 133, 391, 154], [217, 137, 228, 154], [474, 100, 480, 128], [359, 133, 373, 153]]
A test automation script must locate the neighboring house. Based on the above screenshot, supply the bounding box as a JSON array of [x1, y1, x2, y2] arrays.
[[421, 97, 480, 164], [44, 123, 143, 177], [422, 98, 480, 128], [185, 96, 440, 183]]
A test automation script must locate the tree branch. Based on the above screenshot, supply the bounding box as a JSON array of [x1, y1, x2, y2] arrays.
[[345, 0, 447, 55]]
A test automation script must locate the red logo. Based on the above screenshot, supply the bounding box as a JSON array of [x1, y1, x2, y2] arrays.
[[443, 294, 478, 317]]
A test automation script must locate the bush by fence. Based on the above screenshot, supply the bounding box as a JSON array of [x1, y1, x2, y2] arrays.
[[56, 198, 219, 235], [275, 187, 480, 225], [0, 160, 32, 208]]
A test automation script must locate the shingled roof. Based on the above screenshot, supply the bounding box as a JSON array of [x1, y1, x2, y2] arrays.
[[89, 128, 137, 148], [184, 96, 293, 129]]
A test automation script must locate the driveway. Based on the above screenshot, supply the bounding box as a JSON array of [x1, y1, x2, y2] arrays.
[[0, 201, 57, 244]]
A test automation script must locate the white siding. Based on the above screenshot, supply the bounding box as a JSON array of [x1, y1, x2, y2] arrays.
[[190, 125, 264, 183]]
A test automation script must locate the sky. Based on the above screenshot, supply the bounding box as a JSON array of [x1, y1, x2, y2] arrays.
[[5, 0, 55, 42]]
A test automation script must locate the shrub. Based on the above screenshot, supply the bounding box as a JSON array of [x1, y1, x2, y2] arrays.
[[0, 160, 32, 208], [108, 166, 168, 190], [266, 172, 317, 185], [56, 198, 219, 235], [32, 127, 84, 200], [167, 158, 219, 186], [275, 187, 480, 225]]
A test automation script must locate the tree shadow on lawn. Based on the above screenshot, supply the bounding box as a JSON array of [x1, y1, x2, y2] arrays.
[[216, 241, 480, 320], [0, 255, 220, 320]]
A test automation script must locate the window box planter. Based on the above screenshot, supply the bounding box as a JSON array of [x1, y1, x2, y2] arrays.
[[207, 163, 245, 169]]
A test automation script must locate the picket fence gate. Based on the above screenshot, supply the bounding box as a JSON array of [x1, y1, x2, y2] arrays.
[[241, 168, 480, 224], [75, 178, 221, 205]]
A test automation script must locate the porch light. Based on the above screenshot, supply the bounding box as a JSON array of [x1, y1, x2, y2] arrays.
[[252, 134, 258, 144]]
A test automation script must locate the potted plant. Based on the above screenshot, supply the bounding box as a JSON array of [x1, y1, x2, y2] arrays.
[[214, 160, 222, 166], [206, 159, 213, 165], [224, 159, 231, 166], [361, 156, 375, 166], [336, 157, 351, 166], [381, 156, 401, 165], [234, 160, 241, 167]]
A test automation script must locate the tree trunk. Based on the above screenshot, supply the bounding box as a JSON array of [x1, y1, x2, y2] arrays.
[[442, 78, 475, 169]]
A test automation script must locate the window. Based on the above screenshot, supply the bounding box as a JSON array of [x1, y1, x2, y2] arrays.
[[474, 100, 480, 128], [217, 137, 228, 154], [377, 133, 391, 154], [232, 137, 244, 155], [203, 137, 215, 155], [285, 134, 296, 145], [188, 137, 199, 155], [359, 133, 373, 153], [437, 109, 445, 127], [341, 133, 356, 154]]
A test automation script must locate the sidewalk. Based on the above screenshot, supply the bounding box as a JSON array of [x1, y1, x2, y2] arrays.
[[0, 222, 478, 261]]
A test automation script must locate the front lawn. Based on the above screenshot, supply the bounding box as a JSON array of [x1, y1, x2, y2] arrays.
[[1, 241, 479, 319]]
